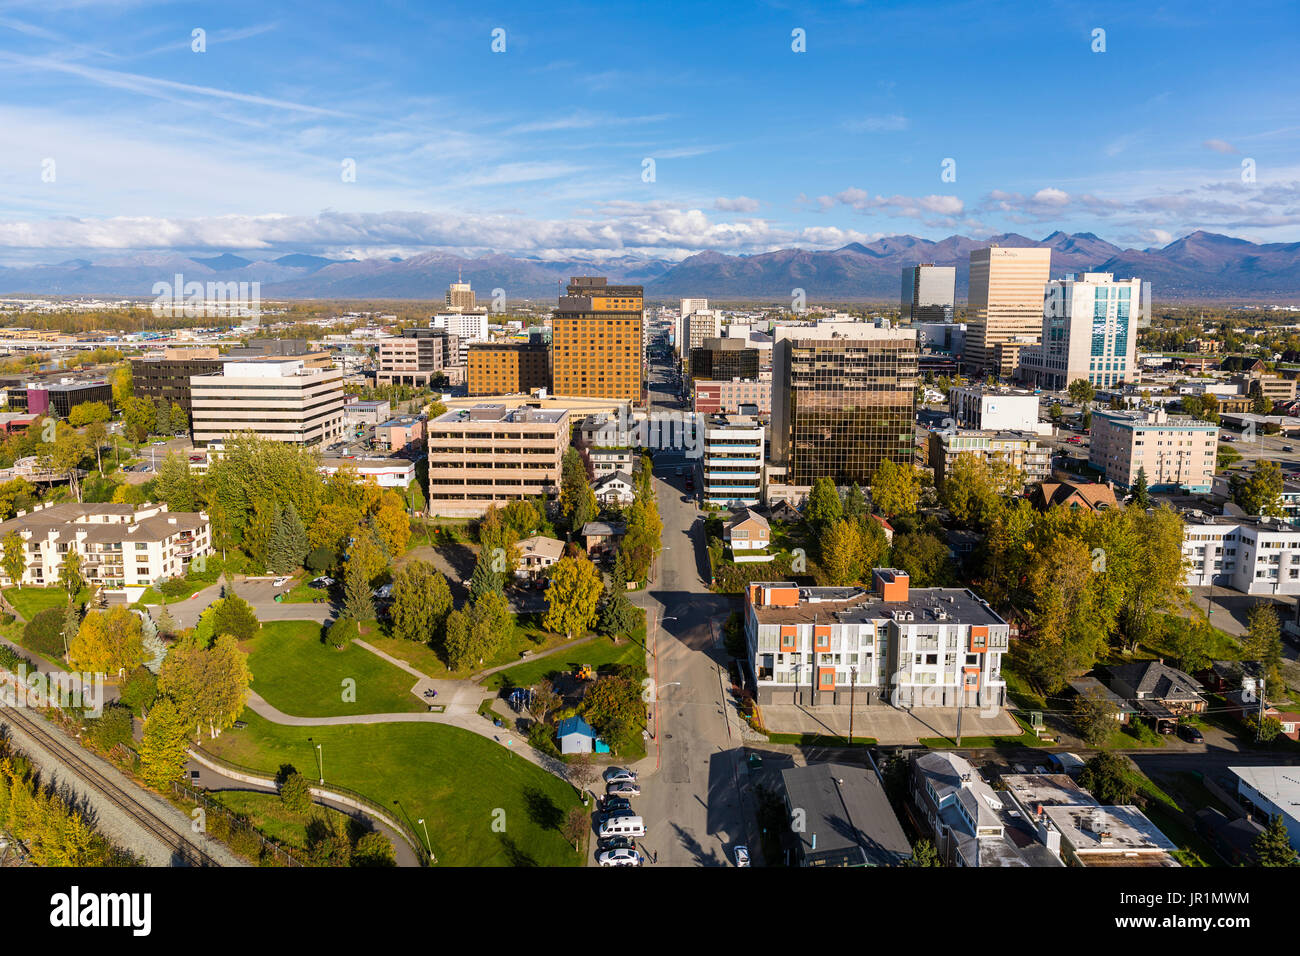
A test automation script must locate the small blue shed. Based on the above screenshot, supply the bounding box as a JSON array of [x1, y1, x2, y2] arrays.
[[556, 716, 610, 755]]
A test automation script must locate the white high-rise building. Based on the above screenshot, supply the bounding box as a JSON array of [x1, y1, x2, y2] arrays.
[[431, 311, 490, 364], [1019, 272, 1142, 390]]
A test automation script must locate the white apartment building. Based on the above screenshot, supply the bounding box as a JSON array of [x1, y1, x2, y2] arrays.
[[0, 502, 211, 589], [683, 309, 721, 359], [1020, 272, 1141, 390], [431, 311, 489, 364], [1182, 513, 1300, 595], [1089, 407, 1218, 493], [702, 415, 764, 507], [190, 360, 345, 447], [744, 569, 1009, 710], [949, 385, 1050, 435]]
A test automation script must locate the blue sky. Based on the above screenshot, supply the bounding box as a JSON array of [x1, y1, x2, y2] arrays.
[[0, 0, 1297, 264]]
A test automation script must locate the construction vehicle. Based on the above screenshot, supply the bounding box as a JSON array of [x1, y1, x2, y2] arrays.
[[574, 664, 594, 681]]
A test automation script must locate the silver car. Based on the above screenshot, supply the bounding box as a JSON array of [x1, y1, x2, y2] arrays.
[[598, 847, 642, 867], [603, 767, 638, 785], [606, 780, 641, 798]]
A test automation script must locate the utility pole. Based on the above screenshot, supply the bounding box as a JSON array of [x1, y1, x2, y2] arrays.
[[1256, 675, 1266, 743], [848, 665, 857, 744], [954, 672, 965, 747]]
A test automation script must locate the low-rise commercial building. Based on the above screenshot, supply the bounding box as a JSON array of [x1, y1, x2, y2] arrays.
[[425, 405, 568, 516], [376, 329, 458, 387], [693, 378, 771, 416], [780, 762, 911, 867], [949, 385, 1049, 435], [317, 456, 416, 488]]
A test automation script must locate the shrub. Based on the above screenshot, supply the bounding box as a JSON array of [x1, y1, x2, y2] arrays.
[[22, 607, 66, 658], [86, 703, 135, 753], [326, 618, 359, 648], [0, 611, 14, 627], [528, 720, 560, 758], [278, 770, 313, 815], [159, 577, 192, 599]]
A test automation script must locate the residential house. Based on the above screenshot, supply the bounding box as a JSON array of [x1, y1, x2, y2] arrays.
[[1231, 766, 1300, 851], [725, 509, 770, 552], [514, 535, 565, 580], [592, 471, 636, 507], [1067, 677, 1135, 726], [1194, 807, 1264, 866], [1103, 661, 1207, 734], [1028, 479, 1119, 513], [582, 520, 625, 559], [780, 762, 911, 867]]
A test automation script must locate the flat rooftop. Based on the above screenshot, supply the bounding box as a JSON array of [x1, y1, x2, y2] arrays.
[[750, 585, 1007, 628]]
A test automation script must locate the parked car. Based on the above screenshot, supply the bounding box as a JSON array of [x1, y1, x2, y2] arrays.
[[309, 576, 334, 588], [597, 847, 642, 867], [597, 835, 635, 853], [272, 577, 291, 588], [1179, 724, 1204, 743], [603, 767, 638, 784], [606, 780, 641, 798], [602, 796, 632, 815]]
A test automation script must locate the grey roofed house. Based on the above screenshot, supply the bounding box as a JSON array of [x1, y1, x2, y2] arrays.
[[1104, 661, 1204, 703], [780, 762, 911, 867], [1068, 677, 1137, 720]]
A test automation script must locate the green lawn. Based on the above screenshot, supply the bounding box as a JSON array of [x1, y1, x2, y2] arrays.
[[3, 586, 88, 621], [242, 620, 425, 717], [208, 789, 356, 851], [363, 614, 588, 681], [204, 711, 586, 866], [485, 633, 646, 690]]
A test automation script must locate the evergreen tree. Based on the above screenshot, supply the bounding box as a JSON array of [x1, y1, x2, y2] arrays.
[[60, 600, 81, 661], [597, 576, 638, 640], [282, 501, 309, 568], [342, 554, 376, 620], [1132, 467, 1151, 508], [266, 502, 295, 574], [468, 551, 504, 602], [805, 477, 843, 529], [842, 482, 867, 519], [1253, 813, 1299, 866]]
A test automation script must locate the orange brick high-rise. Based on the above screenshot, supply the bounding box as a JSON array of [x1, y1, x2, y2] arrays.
[[550, 277, 643, 403]]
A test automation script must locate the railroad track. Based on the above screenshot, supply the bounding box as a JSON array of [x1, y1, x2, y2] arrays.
[[0, 703, 221, 867]]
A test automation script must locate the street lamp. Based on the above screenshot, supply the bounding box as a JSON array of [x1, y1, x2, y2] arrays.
[[417, 818, 436, 864], [307, 738, 323, 784]]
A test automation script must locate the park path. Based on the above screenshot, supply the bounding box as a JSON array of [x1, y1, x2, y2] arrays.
[[241, 689, 572, 781]]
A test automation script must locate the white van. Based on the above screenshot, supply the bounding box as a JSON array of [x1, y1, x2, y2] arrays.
[[598, 815, 645, 839]]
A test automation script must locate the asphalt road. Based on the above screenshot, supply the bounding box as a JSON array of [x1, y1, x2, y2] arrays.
[[628, 364, 751, 867]]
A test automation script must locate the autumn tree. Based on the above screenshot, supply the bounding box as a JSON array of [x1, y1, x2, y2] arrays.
[[139, 696, 190, 788], [559, 447, 597, 533], [819, 518, 863, 586], [2, 530, 27, 585], [69, 606, 146, 675], [544, 554, 603, 640], [870, 459, 920, 518]]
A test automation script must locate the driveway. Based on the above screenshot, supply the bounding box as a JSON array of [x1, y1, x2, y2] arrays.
[[757, 702, 1022, 744]]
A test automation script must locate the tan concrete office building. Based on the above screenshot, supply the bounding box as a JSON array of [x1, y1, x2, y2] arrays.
[[190, 360, 345, 446], [426, 405, 569, 516], [965, 246, 1052, 376], [1089, 407, 1218, 493]]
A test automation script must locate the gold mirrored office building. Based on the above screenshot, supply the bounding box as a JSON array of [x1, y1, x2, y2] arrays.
[[771, 324, 918, 486]]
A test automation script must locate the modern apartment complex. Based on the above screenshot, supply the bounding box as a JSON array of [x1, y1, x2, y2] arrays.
[[770, 323, 918, 486], [1089, 407, 1218, 493], [466, 341, 550, 396], [376, 329, 457, 387], [965, 246, 1052, 376], [928, 429, 1051, 490], [190, 360, 346, 447], [1181, 513, 1300, 595], [744, 569, 1009, 710], [425, 405, 569, 516], [551, 277, 643, 403], [900, 264, 956, 323], [1019, 272, 1141, 390], [701, 415, 764, 507], [0, 502, 211, 589]]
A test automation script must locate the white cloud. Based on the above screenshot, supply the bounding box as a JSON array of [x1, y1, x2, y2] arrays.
[[714, 196, 760, 213], [1203, 138, 1239, 154], [843, 114, 909, 132]]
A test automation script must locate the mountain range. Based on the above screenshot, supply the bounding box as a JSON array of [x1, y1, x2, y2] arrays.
[[2, 230, 1298, 302]]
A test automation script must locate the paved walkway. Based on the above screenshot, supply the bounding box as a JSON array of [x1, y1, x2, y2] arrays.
[[758, 701, 1022, 743]]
